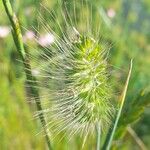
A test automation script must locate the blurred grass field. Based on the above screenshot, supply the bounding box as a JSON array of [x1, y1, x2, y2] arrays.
[[0, 0, 150, 149]]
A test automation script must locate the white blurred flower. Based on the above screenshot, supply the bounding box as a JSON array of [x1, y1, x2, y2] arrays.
[[25, 7, 33, 16], [38, 33, 54, 47], [32, 68, 40, 76], [0, 26, 10, 38], [107, 8, 116, 18], [23, 30, 35, 42]]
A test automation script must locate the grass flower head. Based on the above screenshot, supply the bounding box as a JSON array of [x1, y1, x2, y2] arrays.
[[29, 0, 115, 141]]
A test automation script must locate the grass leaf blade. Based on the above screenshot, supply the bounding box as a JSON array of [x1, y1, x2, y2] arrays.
[[102, 59, 133, 150]]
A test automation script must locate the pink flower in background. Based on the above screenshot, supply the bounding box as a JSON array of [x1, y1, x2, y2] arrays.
[[38, 33, 55, 47], [107, 8, 116, 18], [23, 30, 35, 42], [0, 26, 10, 38]]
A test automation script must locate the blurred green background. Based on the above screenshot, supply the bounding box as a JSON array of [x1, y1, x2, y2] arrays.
[[0, 0, 150, 149]]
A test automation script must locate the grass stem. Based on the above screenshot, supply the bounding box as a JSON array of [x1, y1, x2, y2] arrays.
[[2, 0, 52, 149], [96, 122, 101, 150]]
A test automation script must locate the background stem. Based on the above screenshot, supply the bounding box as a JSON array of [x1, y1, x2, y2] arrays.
[[127, 126, 147, 150], [2, 0, 52, 149]]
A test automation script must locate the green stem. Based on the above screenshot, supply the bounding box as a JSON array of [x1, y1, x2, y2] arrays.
[[102, 60, 133, 150], [96, 122, 101, 150], [2, 0, 52, 149]]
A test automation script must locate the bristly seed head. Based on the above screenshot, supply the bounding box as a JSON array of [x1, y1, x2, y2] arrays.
[[34, 34, 113, 138], [29, 1, 114, 141]]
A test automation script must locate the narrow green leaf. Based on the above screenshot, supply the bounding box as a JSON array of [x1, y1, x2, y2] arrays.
[[115, 90, 150, 139], [102, 60, 133, 150]]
